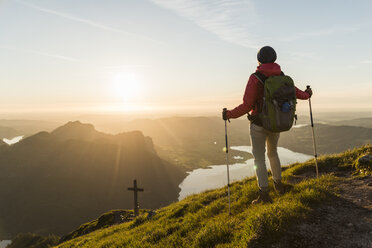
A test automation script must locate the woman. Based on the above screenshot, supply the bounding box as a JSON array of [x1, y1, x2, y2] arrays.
[[223, 46, 312, 204]]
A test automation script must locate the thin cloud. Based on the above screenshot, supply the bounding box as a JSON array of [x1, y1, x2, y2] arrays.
[[289, 52, 320, 60], [15, 0, 124, 33], [26, 49, 80, 62], [360, 60, 372, 64], [149, 0, 259, 49], [0, 45, 79, 62], [278, 24, 364, 42], [13, 0, 163, 45]]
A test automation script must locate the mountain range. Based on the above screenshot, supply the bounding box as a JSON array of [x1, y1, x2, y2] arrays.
[[329, 117, 372, 129], [0, 119, 59, 138], [94, 117, 253, 170], [91, 116, 372, 168], [2, 116, 371, 170], [0, 121, 186, 240], [0, 126, 19, 139], [280, 123, 372, 155]]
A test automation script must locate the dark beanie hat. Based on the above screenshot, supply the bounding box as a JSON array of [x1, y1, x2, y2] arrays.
[[257, 46, 277, 64]]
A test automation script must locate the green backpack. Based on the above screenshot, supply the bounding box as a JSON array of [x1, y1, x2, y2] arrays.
[[254, 72, 297, 132]]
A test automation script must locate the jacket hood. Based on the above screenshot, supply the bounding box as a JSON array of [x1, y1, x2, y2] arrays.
[[256, 63, 281, 76]]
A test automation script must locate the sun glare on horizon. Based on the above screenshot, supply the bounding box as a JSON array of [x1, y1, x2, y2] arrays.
[[111, 72, 142, 104]]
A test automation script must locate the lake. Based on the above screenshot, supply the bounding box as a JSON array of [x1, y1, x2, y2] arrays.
[[2, 135, 23, 145], [292, 124, 309, 128], [178, 146, 312, 200], [0, 240, 11, 248]]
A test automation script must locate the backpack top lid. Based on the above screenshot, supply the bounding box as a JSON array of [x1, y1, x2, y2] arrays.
[[254, 71, 284, 84]]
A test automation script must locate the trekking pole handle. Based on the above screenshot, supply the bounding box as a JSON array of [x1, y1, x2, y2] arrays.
[[223, 108, 230, 123], [306, 85, 310, 89], [223, 108, 229, 154]]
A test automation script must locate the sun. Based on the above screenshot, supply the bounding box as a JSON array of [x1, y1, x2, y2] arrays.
[[111, 72, 141, 103]]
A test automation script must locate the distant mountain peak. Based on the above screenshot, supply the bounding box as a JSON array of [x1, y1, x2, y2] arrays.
[[57, 121, 95, 130], [50, 120, 103, 141]]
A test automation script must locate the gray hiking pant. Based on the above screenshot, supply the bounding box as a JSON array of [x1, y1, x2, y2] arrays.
[[250, 123, 281, 189]]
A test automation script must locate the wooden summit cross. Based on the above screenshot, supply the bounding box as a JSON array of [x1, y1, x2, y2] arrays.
[[128, 179, 144, 216]]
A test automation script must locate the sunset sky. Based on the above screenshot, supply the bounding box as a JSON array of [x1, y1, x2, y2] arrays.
[[1, 0, 372, 116]]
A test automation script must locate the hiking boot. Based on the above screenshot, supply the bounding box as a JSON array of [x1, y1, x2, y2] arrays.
[[273, 181, 292, 195], [251, 189, 273, 205]]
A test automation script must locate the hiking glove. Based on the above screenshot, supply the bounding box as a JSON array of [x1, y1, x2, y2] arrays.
[[222, 108, 229, 121], [305, 87, 313, 97]]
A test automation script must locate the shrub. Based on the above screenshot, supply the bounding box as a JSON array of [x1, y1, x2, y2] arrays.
[[7, 233, 59, 248]]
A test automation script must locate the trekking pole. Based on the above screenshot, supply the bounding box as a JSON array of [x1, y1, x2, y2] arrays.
[[223, 108, 231, 215], [307, 86, 319, 178]]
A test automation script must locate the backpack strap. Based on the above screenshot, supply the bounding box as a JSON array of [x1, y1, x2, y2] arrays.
[[254, 71, 285, 84], [253, 72, 267, 84]]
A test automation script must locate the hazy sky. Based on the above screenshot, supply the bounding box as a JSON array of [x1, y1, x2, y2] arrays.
[[1, 0, 372, 116]]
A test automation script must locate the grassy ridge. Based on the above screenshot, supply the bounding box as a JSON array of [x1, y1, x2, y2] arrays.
[[57, 145, 372, 248]]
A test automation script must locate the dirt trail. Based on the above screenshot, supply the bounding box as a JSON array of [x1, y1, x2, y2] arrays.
[[274, 173, 372, 248]]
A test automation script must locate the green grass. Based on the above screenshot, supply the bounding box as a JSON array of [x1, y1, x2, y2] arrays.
[[56, 145, 372, 248], [283, 144, 372, 176]]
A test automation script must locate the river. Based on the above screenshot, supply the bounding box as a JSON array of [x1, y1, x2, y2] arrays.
[[178, 146, 312, 200]]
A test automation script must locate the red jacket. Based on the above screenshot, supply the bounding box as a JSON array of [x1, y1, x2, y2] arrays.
[[226, 63, 310, 119]]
